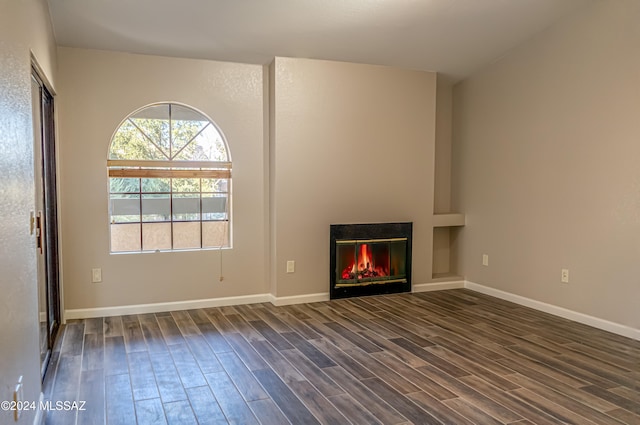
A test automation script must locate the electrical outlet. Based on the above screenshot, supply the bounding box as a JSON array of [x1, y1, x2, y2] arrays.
[[91, 268, 102, 283], [561, 269, 569, 283], [286, 261, 295, 273], [482, 254, 489, 266]]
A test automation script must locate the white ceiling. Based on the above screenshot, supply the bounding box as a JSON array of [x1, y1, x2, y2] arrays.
[[47, 0, 593, 81]]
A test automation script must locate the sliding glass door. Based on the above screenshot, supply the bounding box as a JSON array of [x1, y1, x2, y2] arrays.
[[32, 68, 61, 378]]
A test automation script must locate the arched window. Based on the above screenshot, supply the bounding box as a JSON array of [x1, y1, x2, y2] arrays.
[[108, 103, 231, 252]]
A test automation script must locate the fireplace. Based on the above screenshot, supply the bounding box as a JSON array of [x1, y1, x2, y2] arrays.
[[330, 222, 412, 299]]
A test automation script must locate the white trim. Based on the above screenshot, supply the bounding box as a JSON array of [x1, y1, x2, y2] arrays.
[[465, 281, 640, 341], [33, 392, 44, 425], [412, 281, 465, 293], [269, 292, 330, 306], [63, 281, 638, 340], [65, 294, 271, 319]]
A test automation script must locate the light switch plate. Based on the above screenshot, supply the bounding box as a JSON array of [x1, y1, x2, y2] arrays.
[[92, 268, 102, 283]]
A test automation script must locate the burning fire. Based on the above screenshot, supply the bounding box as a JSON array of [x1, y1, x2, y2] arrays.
[[341, 244, 388, 280]]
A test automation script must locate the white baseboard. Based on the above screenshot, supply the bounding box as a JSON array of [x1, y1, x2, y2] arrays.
[[412, 281, 465, 293], [465, 281, 640, 341], [64, 292, 331, 319], [64, 281, 637, 341], [64, 293, 271, 319], [269, 292, 330, 306]]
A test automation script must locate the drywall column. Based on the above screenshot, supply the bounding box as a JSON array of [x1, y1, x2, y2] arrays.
[[270, 57, 437, 299], [433, 76, 456, 276]]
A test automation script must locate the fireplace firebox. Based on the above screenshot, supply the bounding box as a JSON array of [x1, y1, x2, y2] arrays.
[[330, 222, 412, 299]]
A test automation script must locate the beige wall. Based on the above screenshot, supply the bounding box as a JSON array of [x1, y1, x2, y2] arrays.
[[452, 0, 640, 329], [270, 57, 437, 297], [57, 48, 267, 309], [58, 52, 442, 309], [0, 0, 57, 423]]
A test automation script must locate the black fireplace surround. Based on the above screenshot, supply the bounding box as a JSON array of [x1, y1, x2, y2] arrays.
[[330, 222, 412, 299]]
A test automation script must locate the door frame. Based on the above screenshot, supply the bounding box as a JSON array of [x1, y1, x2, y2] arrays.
[[32, 62, 61, 379]]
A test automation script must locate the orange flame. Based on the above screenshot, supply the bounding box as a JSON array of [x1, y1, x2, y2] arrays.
[[345, 244, 387, 279]]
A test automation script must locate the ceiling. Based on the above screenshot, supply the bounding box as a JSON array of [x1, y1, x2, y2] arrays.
[[47, 0, 593, 81]]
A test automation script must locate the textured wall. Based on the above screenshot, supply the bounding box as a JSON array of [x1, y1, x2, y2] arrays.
[[453, 0, 640, 329], [0, 41, 40, 425], [0, 0, 58, 423]]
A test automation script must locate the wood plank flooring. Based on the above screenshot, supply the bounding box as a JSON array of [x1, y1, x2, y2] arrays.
[[43, 289, 640, 424]]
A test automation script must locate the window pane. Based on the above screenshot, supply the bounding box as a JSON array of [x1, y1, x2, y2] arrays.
[[202, 178, 228, 193], [142, 194, 170, 222], [110, 194, 140, 223], [142, 223, 171, 251], [202, 194, 227, 220], [142, 178, 170, 193], [173, 222, 200, 249], [130, 104, 171, 157], [172, 178, 200, 193], [109, 120, 166, 160], [171, 104, 210, 157], [111, 223, 141, 252], [203, 221, 229, 248], [173, 194, 200, 221], [174, 125, 228, 161], [110, 177, 140, 193], [170, 104, 207, 121], [130, 118, 170, 158]]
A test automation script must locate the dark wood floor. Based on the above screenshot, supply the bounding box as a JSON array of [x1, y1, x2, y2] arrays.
[[44, 289, 639, 425]]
